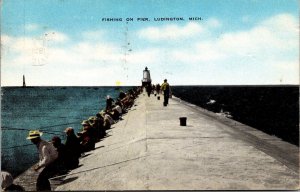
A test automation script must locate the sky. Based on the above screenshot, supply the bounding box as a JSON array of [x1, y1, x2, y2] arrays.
[[1, 0, 299, 86]]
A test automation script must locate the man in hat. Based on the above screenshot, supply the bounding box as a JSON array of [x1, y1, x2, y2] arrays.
[[78, 120, 96, 152], [27, 130, 58, 191], [160, 79, 170, 106]]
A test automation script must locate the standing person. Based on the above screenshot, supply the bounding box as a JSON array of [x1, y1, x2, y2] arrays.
[[146, 84, 152, 97], [161, 79, 170, 106], [156, 84, 161, 95], [26, 130, 58, 191]]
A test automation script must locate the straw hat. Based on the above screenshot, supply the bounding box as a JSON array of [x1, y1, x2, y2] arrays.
[[98, 110, 105, 117], [81, 120, 90, 126], [26, 130, 43, 140], [88, 116, 97, 121]]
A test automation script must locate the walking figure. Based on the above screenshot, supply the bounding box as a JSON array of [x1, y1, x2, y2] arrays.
[[161, 79, 170, 106]]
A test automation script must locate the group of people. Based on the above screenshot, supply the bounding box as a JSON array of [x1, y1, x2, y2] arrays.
[[2, 83, 171, 191], [145, 79, 170, 106], [21, 87, 142, 191]]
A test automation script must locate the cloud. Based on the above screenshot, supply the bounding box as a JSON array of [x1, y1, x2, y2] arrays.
[[173, 14, 297, 62], [44, 31, 69, 43], [2, 29, 152, 86], [146, 13, 298, 85], [138, 22, 204, 41], [126, 49, 161, 64], [82, 30, 106, 40], [1, 13, 298, 86], [25, 23, 39, 31], [206, 18, 222, 28]]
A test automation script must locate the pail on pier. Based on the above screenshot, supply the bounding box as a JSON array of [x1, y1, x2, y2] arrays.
[[179, 117, 187, 126], [157, 96, 160, 100]]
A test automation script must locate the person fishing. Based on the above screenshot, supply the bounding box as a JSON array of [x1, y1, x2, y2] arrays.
[[26, 130, 58, 191], [106, 95, 114, 111], [64, 127, 81, 169], [1, 171, 24, 191]]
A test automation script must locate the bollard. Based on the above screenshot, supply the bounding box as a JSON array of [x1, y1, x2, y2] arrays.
[[157, 96, 160, 100], [179, 117, 187, 126]]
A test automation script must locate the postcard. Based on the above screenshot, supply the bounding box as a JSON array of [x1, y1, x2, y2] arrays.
[[1, 0, 299, 191]]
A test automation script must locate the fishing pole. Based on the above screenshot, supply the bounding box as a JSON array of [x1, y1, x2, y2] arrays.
[[2, 127, 65, 136]]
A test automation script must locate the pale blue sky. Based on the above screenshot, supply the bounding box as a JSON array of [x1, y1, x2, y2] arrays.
[[1, 0, 299, 86]]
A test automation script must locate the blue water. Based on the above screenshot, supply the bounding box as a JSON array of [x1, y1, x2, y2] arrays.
[[172, 85, 299, 146], [1, 86, 132, 177]]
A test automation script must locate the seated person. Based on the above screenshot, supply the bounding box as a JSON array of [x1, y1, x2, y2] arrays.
[[106, 95, 114, 111], [96, 113, 106, 138], [64, 127, 81, 169], [78, 120, 96, 152], [1, 171, 24, 191], [106, 108, 120, 121], [51, 136, 67, 171], [119, 91, 126, 100]]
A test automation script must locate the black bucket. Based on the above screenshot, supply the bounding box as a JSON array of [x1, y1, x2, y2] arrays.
[[179, 117, 187, 126], [157, 96, 160, 100]]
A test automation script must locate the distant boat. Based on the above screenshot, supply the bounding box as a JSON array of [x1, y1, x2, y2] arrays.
[[22, 75, 26, 88]]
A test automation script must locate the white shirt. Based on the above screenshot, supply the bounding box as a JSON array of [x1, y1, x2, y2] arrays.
[[37, 140, 58, 168], [113, 105, 122, 114]]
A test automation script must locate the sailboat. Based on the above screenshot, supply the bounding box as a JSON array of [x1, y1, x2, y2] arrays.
[[22, 75, 26, 88]]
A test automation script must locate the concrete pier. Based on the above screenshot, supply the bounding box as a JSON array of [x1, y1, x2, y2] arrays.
[[54, 93, 299, 190], [16, 93, 299, 190]]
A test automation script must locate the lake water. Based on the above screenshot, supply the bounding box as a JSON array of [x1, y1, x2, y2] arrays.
[[172, 85, 299, 146], [1, 86, 132, 177]]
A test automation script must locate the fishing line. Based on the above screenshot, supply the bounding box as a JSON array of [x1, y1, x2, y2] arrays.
[[49, 141, 204, 180], [2, 127, 62, 134], [2, 143, 34, 150], [38, 121, 80, 130], [2, 120, 80, 131], [28, 115, 83, 120], [49, 154, 149, 180], [49, 137, 206, 180], [2, 127, 66, 137]]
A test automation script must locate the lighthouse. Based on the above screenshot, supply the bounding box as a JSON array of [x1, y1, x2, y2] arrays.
[[141, 67, 152, 87]]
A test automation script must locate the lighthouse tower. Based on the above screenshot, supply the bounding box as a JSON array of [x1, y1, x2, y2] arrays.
[[141, 67, 152, 87]]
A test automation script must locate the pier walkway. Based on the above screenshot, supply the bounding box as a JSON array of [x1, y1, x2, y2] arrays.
[[55, 93, 299, 190], [16, 93, 299, 190]]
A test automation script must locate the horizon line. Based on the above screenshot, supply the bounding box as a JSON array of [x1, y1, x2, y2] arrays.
[[1, 84, 299, 88]]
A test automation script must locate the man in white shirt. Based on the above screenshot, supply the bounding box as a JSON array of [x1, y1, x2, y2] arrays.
[[27, 130, 58, 191]]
